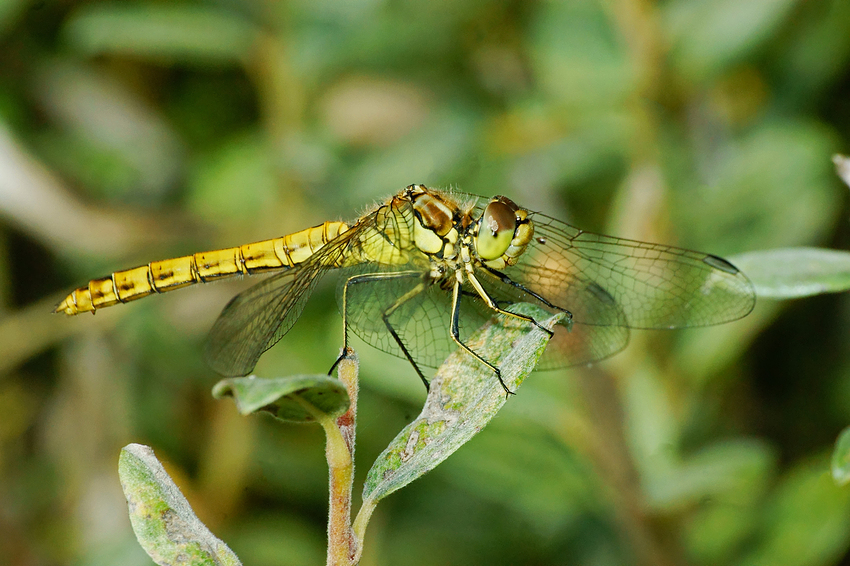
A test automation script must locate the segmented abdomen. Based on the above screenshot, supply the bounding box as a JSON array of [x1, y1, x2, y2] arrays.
[[55, 221, 348, 316]]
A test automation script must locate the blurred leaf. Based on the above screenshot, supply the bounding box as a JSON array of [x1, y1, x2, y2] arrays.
[[187, 132, 279, 223], [362, 303, 564, 503], [831, 427, 850, 487], [736, 459, 850, 566], [32, 129, 138, 200], [226, 514, 325, 566], [119, 444, 242, 566], [622, 364, 679, 478], [286, 1, 480, 79], [686, 502, 759, 565], [212, 375, 350, 423], [76, 534, 157, 566], [346, 107, 476, 204], [443, 425, 593, 533], [646, 439, 776, 511], [321, 76, 429, 147], [673, 300, 781, 387], [664, 0, 800, 82], [674, 120, 840, 254], [484, 107, 631, 193], [730, 248, 850, 299], [772, 2, 850, 104], [0, 0, 25, 39], [834, 154, 850, 188], [64, 4, 257, 65], [529, 0, 633, 107], [32, 60, 184, 202]]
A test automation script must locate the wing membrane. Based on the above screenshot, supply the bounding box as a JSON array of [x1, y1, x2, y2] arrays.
[[340, 263, 631, 371], [473, 268, 630, 369], [204, 226, 364, 376], [339, 266, 477, 369], [205, 188, 756, 379], [506, 212, 755, 329]]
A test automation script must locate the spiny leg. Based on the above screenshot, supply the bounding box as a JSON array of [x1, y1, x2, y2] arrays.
[[480, 264, 573, 324], [466, 269, 555, 337], [328, 346, 356, 376], [331, 271, 432, 391], [449, 278, 514, 396], [379, 279, 431, 391]]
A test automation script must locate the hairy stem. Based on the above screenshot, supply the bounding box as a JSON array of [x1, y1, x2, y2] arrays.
[[325, 352, 359, 566]]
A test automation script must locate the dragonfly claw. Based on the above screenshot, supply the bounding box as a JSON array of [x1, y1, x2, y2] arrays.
[[494, 368, 516, 398]]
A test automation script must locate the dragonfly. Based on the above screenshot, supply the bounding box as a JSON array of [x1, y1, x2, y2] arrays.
[[55, 184, 756, 394]]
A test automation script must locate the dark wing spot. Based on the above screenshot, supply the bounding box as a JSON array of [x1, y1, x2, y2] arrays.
[[587, 281, 617, 305], [702, 254, 739, 275]]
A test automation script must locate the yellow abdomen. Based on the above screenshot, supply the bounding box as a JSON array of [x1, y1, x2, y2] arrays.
[[55, 221, 348, 316]]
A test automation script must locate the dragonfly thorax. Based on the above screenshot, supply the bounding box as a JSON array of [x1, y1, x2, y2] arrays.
[[407, 185, 462, 261], [403, 185, 536, 275]]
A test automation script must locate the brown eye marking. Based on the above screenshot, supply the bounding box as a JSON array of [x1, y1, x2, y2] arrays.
[[493, 195, 519, 213], [536, 237, 547, 245], [483, 200, 517, 235], [476, 199, 518, 261]]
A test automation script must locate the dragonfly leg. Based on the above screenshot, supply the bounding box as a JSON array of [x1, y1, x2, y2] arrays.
[[466, 269, 555, 337], [337, 271, 432, 391], [329, 346, 356, 376], [480, 264, 573, 324], [450, 279, 514, 397]]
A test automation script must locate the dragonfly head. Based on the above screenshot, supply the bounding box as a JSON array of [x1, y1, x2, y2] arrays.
[[475, 197, 517, 260], [473, 195, 534, 268]]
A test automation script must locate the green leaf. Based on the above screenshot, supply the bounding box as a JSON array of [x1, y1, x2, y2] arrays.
[[832, 427, 850, 486], [119, 444, 242, 566], [736, 459, 850, 566], [212, 375, 350, 423], [187, 132, 278, 223], [729, 248, 850, 299], [663, 0, 799, 82], [362, 303, 564, 503], [63, 4, 257, 65], [835, 154, 850, 189], [672, 121, 839, 254]]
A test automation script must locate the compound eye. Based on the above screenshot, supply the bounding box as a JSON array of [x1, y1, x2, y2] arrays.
[[476, 200, 517, 261]]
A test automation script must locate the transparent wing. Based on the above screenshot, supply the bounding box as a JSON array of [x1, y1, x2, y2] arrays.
[[340, 264, 630, 371], [509, 212, 756, 328], [337, 265, 471, 369], [455, 191, 755, 329], [204, 224, 369, 377], [445, 190, 755, 370], [472, 267, 630, 370]]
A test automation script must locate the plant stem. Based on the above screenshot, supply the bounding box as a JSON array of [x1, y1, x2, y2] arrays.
[[324, 351, 359, 566], [351, 498, 376, 563]]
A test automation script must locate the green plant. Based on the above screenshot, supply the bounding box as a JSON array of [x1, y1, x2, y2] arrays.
[[119, 303, 563, 565]]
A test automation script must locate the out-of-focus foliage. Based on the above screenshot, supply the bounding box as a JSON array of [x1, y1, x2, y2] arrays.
[[1, 1, 849, 565]]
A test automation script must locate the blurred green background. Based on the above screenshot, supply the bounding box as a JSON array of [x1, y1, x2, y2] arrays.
[[1, 0, 850, 565]]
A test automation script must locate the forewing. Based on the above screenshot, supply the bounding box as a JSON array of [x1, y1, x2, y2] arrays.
[[507, 212, 756, 329], [204, 229, 360, 377]]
